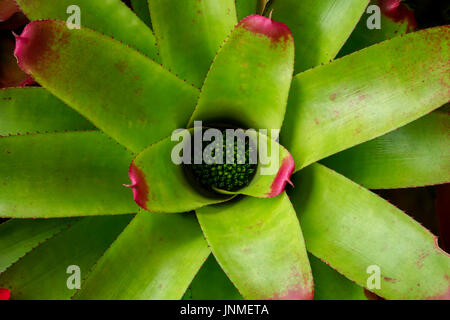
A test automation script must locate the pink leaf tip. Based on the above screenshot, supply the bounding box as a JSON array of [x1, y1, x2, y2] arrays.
[[127, 162, 149, 210], [0, 288, 10, 300], [238, 14, 292, 43], [267, 154, 295, 198]]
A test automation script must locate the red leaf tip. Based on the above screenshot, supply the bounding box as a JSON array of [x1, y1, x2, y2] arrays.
[[0, 288, 10, 300], [267, 154, 295, 198], [127, 162, 149, 210], [238, 14, 292, 43]]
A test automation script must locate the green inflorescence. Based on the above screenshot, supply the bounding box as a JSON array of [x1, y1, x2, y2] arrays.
[[190, 131, 258, 192]]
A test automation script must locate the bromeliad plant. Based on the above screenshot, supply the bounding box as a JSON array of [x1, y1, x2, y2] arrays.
[[0, 0, 449, 300]]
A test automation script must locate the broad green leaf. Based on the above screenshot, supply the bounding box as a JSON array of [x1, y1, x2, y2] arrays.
[[339, 0, 417, 57], [183, 255, 243, 300], [309, 254, 367, 300], [0, 215, 133, 300], [290, 164, 450, 300], [74, 213, 209, 300], [15, 20, 198, 153], [130, 0, 151, 27], [0, 218, 74, 273], [196, 193, 313, 300], [15, 0, 159, 60], [0, 131, 138, 218], [129, 130, 231, 213], [235, 0, 258, 20], [322, 111, 450, 189], [282, 26, 450, 171], [189, 15, 294, 131], [270, 0, 368, 73], [148, 0, 237, 87], [0, 37, 28, 88], [0, 87, 93, 136]]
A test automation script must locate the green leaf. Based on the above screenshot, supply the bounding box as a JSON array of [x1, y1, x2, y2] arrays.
[[15, 0, 159, 60], [0, 218, 74, 273], [130, 0, 152, 27], [309, 254, 367, 300], [290, 164, 450, 300], [129, 130, 231, 213], [0, 131, 138, 218], [0, 87, 93, 136], [183, 255, 243, 300], [339, 0, 417, 57], [188, 15, 294, 131], [0, 215, 132, 300], [282, 26, 450, 171], [15, 20, 198, 153], [196, 193, 313, 300], [270, 0, 368, 73], [235, 0, 258, 20], [322, 111, 450, 189], [74, 213, 210, 300], [148, 0, 237, 87]]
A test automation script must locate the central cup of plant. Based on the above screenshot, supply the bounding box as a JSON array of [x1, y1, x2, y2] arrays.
[[188, 127, 258, 193]]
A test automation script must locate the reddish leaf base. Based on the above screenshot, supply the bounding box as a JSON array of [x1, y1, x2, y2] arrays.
[[378, 0, 417, 31], [0, 288, 10, 300]]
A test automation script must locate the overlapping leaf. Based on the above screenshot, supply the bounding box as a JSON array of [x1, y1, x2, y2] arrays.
[[74, 213, 209, 300], [15, 20, 198, 153], [290, 164, 450, 300], [282, 26, 450, 171], [323, 111, 450, 189], [0, 131, 138, 218], [189, 15, 294, 131], [270, 0, 368, 73], [15, 0, 159, 60], [148, 0, 237, 87], [197, 193, 313, 300], [0, 215, 132, 299]]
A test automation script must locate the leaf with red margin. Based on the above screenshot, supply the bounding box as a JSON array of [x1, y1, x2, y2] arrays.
[[290, 163, 450, 300], [188, 15, 294, 132], [270, 0, 368, 73], [13, 20, 198, 153], [15, 0, 159, 60], [196, 193, 313, 300], [340, 0, 417, 56]]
